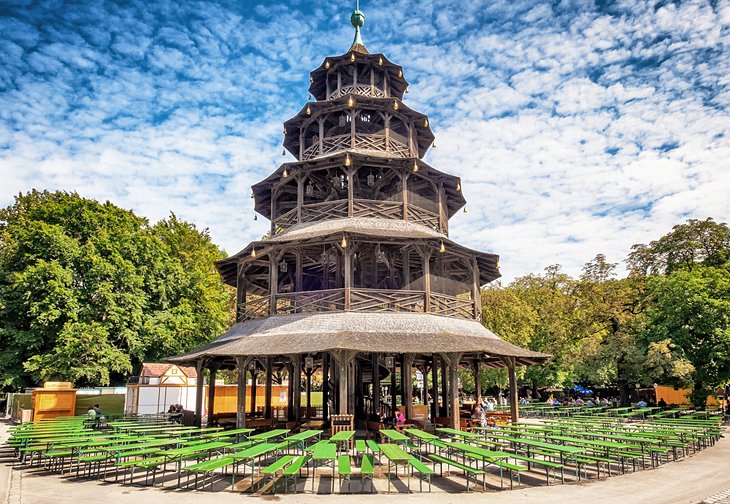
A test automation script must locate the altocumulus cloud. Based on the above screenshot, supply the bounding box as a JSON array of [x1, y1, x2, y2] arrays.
[[0, 0, 728, 281]]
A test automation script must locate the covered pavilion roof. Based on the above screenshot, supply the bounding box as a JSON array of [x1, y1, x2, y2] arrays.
[[165, 311, 550, 367]]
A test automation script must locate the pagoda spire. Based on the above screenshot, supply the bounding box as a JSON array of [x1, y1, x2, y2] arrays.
[[350, 0, 368, 54]]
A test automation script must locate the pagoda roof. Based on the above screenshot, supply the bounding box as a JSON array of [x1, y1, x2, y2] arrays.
[[251, 152, 465, 219], [283, 94, 434, 158], [165, 311, 550, 367], [215, 217, 500, 287], [308, 52, 408, 101]]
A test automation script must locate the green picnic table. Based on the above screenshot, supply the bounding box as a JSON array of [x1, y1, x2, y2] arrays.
[[203, 427, 254, 443], [248, 429, 290, 442], [310, 441, 337, 493], [378, 443, 413, 493], [443, 441, 514, 488], [379, 429, 409, 444], [281, 429, 322, 452], [155, 440, 231, 487], [436, 427, 480, 440], [230, 441, 285, 490], [329, 430, 355, 453]]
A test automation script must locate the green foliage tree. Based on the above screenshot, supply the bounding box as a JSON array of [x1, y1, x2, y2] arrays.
[[0, 190, 234, 389], [643, 266, 730, 407]]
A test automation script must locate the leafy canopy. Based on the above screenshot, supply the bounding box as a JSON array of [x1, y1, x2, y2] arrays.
[[0, 190, 234, 389]]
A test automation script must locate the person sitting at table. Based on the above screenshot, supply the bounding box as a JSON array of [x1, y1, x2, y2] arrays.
[[471, 404, 487, 428], [486, 416, 497, 428], [394, 408, 406, 426]]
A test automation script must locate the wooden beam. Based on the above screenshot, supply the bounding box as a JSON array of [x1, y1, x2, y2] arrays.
[[474, 360, 482, 406], [502, 357, 519, 424], [443, 353, 463, 429], [472, 258, 481, 321], [322, 352, 330, 420], [372, 352, 380, 416], [430, 354, 438, 421], [292, 354, 302, 422], [403, 354, 414, 420], [344, 245, 352, 310], [265, 356, 273, 419], [236, 356, 252, 428], [206, 366, 217, 428], [195, 359, 205, 427]]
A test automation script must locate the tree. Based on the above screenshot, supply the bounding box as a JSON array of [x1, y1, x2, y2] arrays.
[[0, 190, 234, 389], [627, 218, 730, 276], [644, 266, 730, 407]]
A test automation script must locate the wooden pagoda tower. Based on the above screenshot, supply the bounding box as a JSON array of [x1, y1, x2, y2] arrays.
[[168, 3, 549, 429]]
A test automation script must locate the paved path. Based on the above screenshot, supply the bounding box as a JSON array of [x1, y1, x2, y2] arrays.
[[2, 418, 727, 504]]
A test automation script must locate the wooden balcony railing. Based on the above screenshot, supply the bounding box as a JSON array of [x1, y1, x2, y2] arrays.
[[429, 292, 473, 319], [352, 199, 402, 220], [350, 288, 425, 313], [301, 133, 411, 161], [237, 296, 270, 322], [276, 289, 345, 315], [273, 199, 439, 234], [236, 288, 475, 322], [407, 205, 439, 231], [328, 85, 386, 100]]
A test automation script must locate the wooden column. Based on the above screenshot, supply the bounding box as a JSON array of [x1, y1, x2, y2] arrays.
[[318, 119, 324, 156], [390, 358, 397, 413], [332, 350, 354, 414], [440, 357, 448, 417], [236, 356, 252, 428], [437, 182, 447, 234], [403, 249, 410, 289], [270, 251, 278, 315], [194, 359, 205, 427], [305, 368, 313, 418], [350, 109, 356, 148], [250, 365, 258, 416], [444, 353, 463, 429], [474, 360, 482, 405], [472, 258, 482, 321], [292, 355, 302, 422], [296, 175, 303, 224], [372, 352, 380, 416], [322, 353, 330, 420], [344, 245, 352, 310], [265, 357, 273, 419], [347, 168, 354, 217], [502, 357, 520, 424], [430, 354, 438, 420], [403, 354, 414, 420], [326, 69, 331, 98], [286, 361, 294, 421], [423, 250, 432, 313], [337, 69, 342, 96], [295, 249, 303, 293], [207, 366, 217, 428], [385, 114, 391, 152], [401, 172, 409, 222]]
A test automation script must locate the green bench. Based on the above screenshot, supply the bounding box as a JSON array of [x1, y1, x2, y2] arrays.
[[509, 453, 562, 484], [428, 453, 484, 492], [360, 454, 375, 493], [338, 455, 352, 493], [490, 459, 526, 489], [407, 456, 434, 492], [259, 455, 298, 493], [183, 456, 236, 490], [281, 455, 310, 493]]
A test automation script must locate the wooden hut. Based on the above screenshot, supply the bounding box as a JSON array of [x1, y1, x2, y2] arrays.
[[167, 5, 549, 429]]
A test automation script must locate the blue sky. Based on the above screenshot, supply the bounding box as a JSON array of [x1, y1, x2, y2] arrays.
[[1, 0, 728, 282]]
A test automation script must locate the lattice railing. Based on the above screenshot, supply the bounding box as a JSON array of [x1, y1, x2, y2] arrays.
[[352, 199, 403, 220], [429, 292, 474, 319], [388, 137, 411, 157], [237, 297, 270, 322], [273, 207, 298, 232], [301, 200, 348, 223], [301, 133, 410, 160], [328, 85, 386, 100], [407, 204, 440, 231], [350, 288, 426, 313], [276, 289, 346, 315]]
